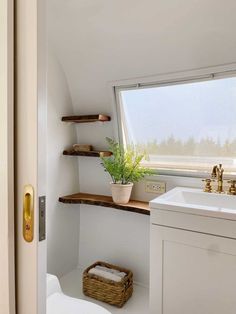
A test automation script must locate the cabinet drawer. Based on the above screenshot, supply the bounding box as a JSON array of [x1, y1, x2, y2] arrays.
[[151, 209, 236, 239]]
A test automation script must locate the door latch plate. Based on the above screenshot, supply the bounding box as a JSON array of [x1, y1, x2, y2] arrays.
[[39, 196, 46, 241]]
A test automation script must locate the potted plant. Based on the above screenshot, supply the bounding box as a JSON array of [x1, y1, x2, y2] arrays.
[[101, 138, 154, 204]]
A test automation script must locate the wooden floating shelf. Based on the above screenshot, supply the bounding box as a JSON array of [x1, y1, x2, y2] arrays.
[[61, 114, 111, 123], [63, 150, 112, 157], [59, 192, 150, 216]]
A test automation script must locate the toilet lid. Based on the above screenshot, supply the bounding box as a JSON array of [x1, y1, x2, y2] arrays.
[[47, 292, 111, 314]]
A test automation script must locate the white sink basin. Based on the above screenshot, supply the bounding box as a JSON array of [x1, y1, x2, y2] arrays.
[[150, 187, 236, 220]]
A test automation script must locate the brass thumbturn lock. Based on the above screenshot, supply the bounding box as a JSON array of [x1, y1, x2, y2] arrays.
[[23, 185, 34, 242]]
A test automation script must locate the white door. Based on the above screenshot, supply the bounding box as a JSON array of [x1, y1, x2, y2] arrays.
[[15, 1, 47, 314], [0, 0, 15, 313], [150, 225, 236, 314]]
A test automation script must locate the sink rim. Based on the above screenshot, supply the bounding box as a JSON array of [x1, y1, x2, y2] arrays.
[[150, 187, 236, 221]]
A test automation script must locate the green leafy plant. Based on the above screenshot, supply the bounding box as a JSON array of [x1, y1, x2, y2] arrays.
[[101, 137, 154, 184]]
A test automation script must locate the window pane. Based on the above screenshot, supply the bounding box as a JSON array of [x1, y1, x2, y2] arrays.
[[119, 77, 236, 174]]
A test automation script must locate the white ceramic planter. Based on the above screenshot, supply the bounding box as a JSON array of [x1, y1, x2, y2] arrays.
[[110, 182, 133, 204]]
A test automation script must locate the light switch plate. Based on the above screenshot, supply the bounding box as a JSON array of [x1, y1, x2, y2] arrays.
[[145, 181, 166, 194]]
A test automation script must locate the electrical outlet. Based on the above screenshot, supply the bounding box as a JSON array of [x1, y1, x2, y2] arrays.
[[145, 181, 166, 194]]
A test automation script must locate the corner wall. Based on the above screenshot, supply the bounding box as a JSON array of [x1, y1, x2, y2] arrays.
[[47, 49, 80, 277]]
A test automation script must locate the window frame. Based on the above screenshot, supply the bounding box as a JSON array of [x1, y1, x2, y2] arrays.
[[112, 64, 236, 178]]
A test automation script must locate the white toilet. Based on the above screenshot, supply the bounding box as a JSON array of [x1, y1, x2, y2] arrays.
[[47, 274, 112, 314]]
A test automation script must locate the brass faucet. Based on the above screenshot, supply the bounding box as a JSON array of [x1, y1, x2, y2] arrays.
[[211, 164, 224, 193]]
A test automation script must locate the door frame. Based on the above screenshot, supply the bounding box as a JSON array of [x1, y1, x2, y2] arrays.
[[15, 1, 47, 314], [0, 0, 15, 313]]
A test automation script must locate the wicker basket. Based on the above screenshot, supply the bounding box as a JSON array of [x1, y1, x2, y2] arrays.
[[83, 261, 133, 308]]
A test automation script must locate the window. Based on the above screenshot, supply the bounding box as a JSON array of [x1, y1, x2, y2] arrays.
[[116, 75, 236, 175]]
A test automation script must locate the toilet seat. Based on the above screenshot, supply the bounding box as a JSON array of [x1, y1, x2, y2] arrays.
[[47, 292, 111, 314], [47, 274, 111, 314]]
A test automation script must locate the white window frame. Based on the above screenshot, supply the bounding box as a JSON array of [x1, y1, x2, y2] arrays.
[[112, 63, 236, 178]]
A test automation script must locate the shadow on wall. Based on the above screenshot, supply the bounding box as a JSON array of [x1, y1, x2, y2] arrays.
[[47, 48, 80, 277]]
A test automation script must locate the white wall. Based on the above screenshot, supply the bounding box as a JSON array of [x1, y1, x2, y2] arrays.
[[78, 158, 203, 285], [47, 0, 236, 285], [47, 49, 80, 277]]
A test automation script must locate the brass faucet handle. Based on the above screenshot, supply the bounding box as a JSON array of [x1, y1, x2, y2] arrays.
[[227, 180, 236, 195], [227, 180, 236, 185], [202, 178, 214, 193]]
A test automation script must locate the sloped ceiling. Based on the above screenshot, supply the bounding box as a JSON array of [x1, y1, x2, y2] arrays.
[[47, 0, 236, 113]]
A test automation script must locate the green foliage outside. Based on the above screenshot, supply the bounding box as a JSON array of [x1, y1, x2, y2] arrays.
[[135, 136, 236, 157], [101, 138, 154, 184]]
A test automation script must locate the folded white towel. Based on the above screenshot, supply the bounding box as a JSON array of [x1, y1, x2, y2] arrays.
[[88, 268, 123, 282], [95, 266, 127, 278]]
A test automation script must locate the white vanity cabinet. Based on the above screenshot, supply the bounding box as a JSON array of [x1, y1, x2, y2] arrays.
[[150, 188, 236, 314]]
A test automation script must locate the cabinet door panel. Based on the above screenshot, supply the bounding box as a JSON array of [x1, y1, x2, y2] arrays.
[[150, 225, 236, 314]]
